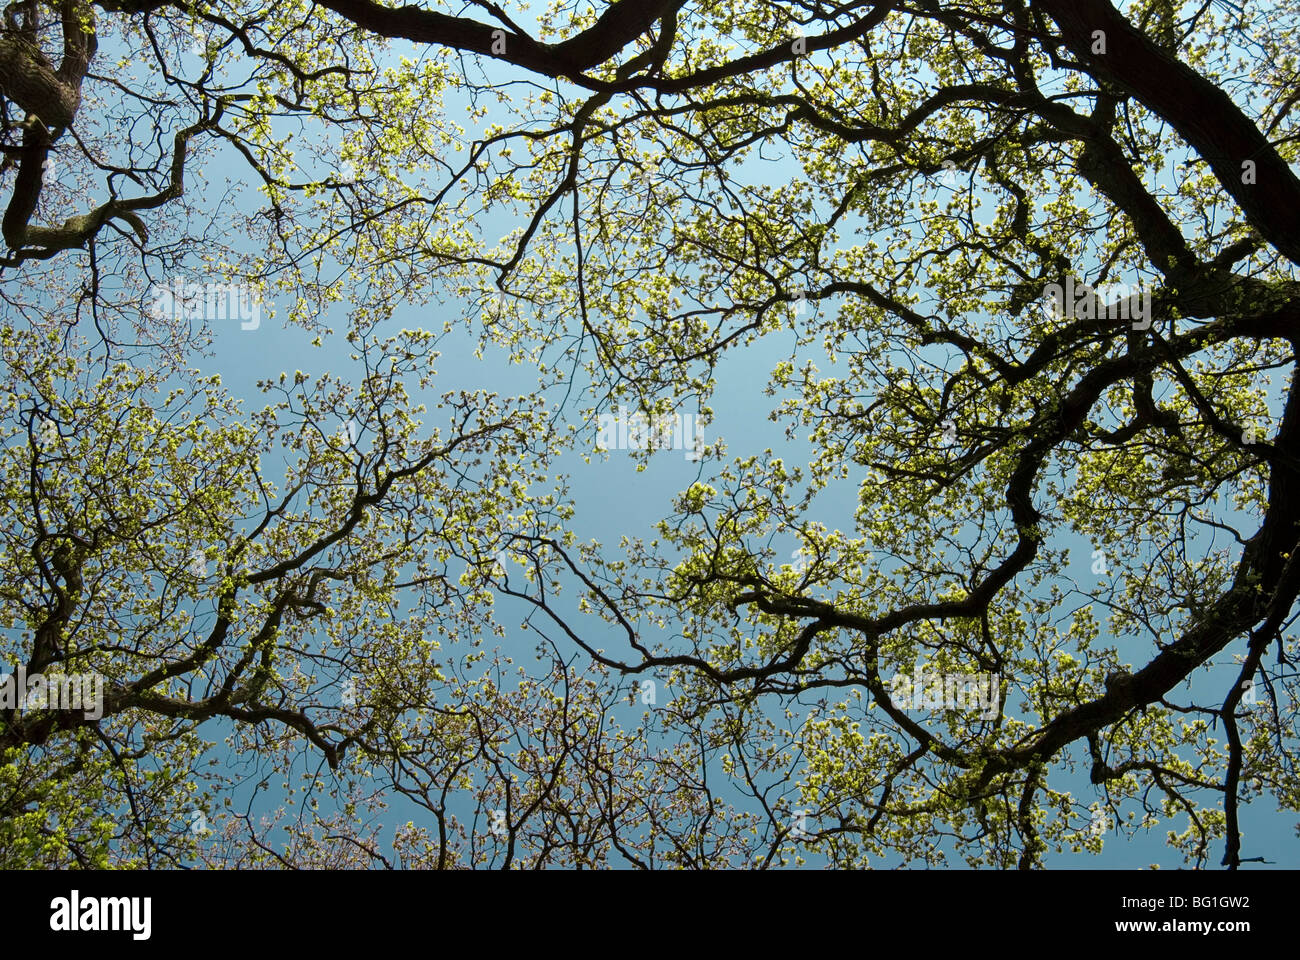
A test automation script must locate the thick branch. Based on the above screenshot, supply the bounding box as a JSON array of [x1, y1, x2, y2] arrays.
[[1036, 0, 1300, 264], [312, 0, 684, 80]]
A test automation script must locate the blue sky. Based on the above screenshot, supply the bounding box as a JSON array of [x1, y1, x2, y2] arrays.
[[195, 224, 1294, 868], [33, 3, 1292, 868]]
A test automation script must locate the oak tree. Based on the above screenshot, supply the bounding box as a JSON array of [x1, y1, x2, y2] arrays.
[[2, 0, 1299, 868]]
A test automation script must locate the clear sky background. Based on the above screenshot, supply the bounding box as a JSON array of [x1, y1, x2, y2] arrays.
[[124, 9, 1299, 869]]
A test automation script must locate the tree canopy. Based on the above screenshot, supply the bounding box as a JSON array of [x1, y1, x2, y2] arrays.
[[2, 0, 1299, 868]]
